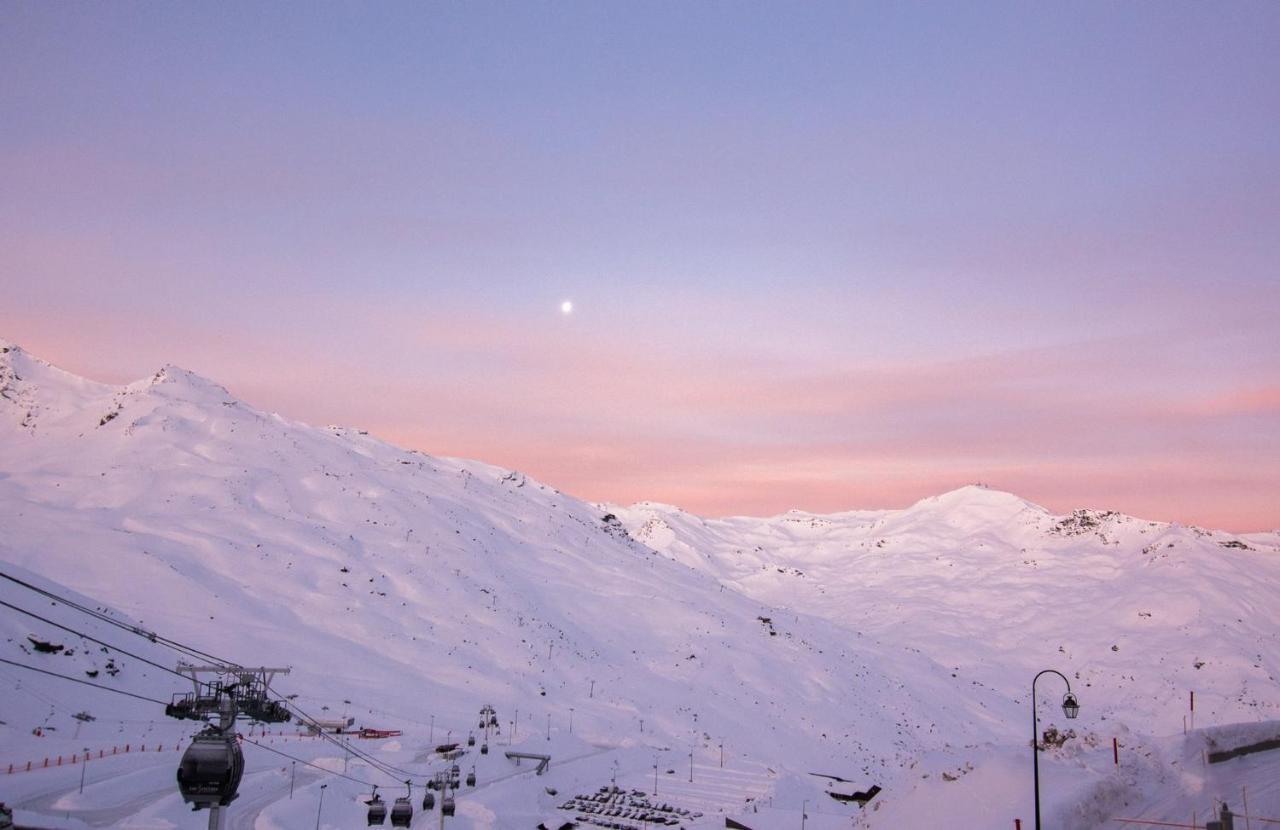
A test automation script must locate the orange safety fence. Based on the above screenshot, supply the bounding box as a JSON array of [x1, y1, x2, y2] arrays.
[[4, 731, 319, 775]]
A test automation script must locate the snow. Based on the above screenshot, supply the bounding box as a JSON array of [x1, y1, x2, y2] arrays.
[[1, 340, 1279, 828]]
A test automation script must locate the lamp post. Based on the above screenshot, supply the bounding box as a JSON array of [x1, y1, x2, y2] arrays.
[[79, 747, 89, 794], [315, 783, 327, 830], [1030, 669, 1080, 830], [570, 707, 575, 735]]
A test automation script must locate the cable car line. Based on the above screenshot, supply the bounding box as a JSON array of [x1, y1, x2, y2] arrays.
[[2, 567, 466, 813], [0, 597, 197, 682], [0, 656, 171, 706], [277, 698, 424, 780], [0, 568, 238, 667], [0, 653, 427, 787], [0, 567, 416, 778], [0, 581, 424, 784], [294, 722, 424, 783], [240, 737, 371, 787], [4, 567, 450, 777]]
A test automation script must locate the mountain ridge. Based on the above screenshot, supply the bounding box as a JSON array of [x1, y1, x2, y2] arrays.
[[5, 337, 1257, 535]]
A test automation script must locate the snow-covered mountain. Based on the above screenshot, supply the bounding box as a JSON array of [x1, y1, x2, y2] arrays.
[[1, 338, 1278, 829], [609, 487, 1280, 733]]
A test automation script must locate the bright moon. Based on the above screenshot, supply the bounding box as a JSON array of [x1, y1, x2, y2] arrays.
[[560, 300, 573, 315]]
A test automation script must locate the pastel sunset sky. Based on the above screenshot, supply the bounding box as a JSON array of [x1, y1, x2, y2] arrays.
[[2, 3, 1277, 530]]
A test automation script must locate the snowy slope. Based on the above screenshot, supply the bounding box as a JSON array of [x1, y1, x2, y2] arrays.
[[0, 340, 1007, 826], [610, 488, 1280, 734], [2, 337, 1278, 829]]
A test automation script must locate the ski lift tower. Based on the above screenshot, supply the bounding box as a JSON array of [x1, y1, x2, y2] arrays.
[[479, 704, 498, 742], [166, 663, 291, 830]]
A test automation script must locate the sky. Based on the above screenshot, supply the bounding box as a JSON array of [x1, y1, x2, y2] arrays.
[[2, 2, 1278, 531]]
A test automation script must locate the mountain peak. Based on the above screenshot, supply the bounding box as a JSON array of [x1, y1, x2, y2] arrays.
[[126, 364, 236, 404], [0, 338, 116, 417], [922, 484, 1037, 508], [894, 484, 1048, 529]]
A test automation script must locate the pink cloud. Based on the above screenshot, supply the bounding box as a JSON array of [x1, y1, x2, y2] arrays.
[[3, 300, 1276, 533]]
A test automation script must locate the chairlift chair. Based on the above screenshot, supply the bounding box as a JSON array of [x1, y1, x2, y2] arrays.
[[176, 728, 244, 810]]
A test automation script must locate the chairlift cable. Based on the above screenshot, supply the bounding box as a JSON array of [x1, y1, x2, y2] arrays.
[[0, 656, 171, 706], [241, 737, 372, 787], [4, 568, 440, 784], [0, 597, 197, 682], [276, 699, 424, 780], [0, 569, 236, 667], [292, 722, 424, 782]]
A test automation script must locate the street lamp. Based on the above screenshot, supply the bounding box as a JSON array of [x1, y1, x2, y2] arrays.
[[1031, 669, 1080, 830], [79, 747, 89, 794], [315, 783, 328, 830]]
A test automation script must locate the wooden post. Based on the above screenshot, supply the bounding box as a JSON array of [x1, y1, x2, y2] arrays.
[[1113, 737, 1119, 766]]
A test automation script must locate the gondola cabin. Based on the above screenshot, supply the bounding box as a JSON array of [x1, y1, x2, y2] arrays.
[[176, 730, 244, 809], [390, 797, 413, 827], [367, 795, 387, 825]]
